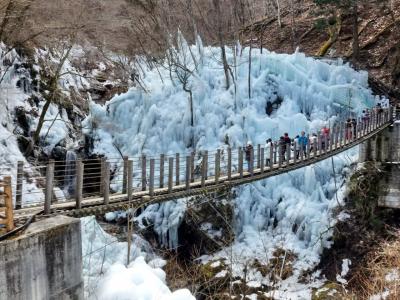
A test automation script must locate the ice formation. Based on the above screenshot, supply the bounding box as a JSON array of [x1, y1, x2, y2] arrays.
[[81, 216, 195, 299], [98, 258, 195, 300]]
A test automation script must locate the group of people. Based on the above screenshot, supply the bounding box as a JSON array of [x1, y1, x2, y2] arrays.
[[241, 103, 390, 170], [242, 125, 337, 170]]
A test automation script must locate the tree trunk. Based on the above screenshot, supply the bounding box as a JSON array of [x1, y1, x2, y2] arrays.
[[213, 0, 230, 90], [33, 44, 74, 145], [352, 1, 360, 62], [276, 0, 282, 28], [248, 41, 252, 99]]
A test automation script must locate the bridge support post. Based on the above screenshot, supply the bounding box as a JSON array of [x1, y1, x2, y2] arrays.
[[201, 152, 207, 187], [175, 153, 180, 186], [44, 160, 55, 215], [16, 161, 23, 209], [293, 142, 297, 164], [260, 147, 264, 173], [238, 148, 243, 178], [127, 160, 133, 201], [168, 157, 173, 192], [149, 159, 155, 196], [100, 157, 105, 196], [141, 155, 147, 191], [185, 156, 191, 191], [227, 147, 232, 180], [257, 144, 261, 169], [122, 156, 128, 194], [190, 152, 195, 183], [1, 176, 14, 231], [103, 162, 110, 205], [160, 154, 164, 188], [249, 147, 254, 175], [269, 143, 274, 169], [215, 150, 221, 183], [75, 159, 83, 209]]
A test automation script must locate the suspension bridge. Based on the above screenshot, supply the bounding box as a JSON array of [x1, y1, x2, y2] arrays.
[[0, 106, 396, 227]]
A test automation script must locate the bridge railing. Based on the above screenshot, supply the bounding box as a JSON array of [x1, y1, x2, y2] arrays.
[[5, 105, 395, 213]]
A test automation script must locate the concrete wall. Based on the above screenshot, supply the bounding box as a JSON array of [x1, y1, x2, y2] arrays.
[[0, 215, 83, 300], [359, 125, 396, 163]]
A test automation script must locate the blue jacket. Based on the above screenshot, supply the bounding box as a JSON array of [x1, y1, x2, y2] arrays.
[[298, 136, 308, 147]]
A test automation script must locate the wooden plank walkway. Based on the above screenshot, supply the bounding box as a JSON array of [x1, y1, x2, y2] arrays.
[[12, 108, 394, 220]]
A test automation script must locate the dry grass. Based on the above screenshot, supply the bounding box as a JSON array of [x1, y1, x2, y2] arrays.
[[350, 232, 400, 299]]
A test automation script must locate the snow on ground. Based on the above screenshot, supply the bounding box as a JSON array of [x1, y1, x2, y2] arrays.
[[81, 216, 194, 300], [82, 36, 382, 298]]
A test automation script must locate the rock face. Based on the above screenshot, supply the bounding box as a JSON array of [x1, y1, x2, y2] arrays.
[[0, 216, 83, 300]]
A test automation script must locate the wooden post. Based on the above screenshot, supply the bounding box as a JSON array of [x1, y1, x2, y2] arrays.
[[293, 142, 297, 164], [215, 150, 221, 183], [201, 152, 207, 187], [329, 130, 333, 152], [122, 156, 128, 194], [44, 159, 54, 214], [104, 162, 110, 205], [257, 144, 261, 169], [204, 151, 208, 180], [238, 147, 243, 178], [100, 157, 105, 196], [300, 141, 304, 161], [141, 155, 147, 191], [175, 153, 180, 186], [190, 152, 195, 183], [127, 160, 133, 201], [270, 143, 274, 169], [249, 147, 254, 175], [278, 143, 282, 167], [286, 142, 291, 165], [168, 157, 173, 193], [318, 135, 322, 156], [313, 137, 317, 158], [227, 147, 232, 180], [159, 154, 165, 189], [149, 159, 155, 196], [160, 154, 165, 188], [339, 123, 344, 147], [4, 176, 14, 231], [15, 161, 23, 209], [185, 156, 191, 190], [75, 159, 83, 209], [260, 147, 265, 173]]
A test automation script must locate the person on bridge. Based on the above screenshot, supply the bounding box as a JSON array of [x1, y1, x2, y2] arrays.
[[346, 118, 352, 140], [245, 141, 254, 171], [351, 118, 357, 138], [362, 109, 370, 130], [309, 133, 317, 152], [321, 126, 330, 149], [279, 136, 286, 161], [298, 131, 308, 157], [265, 138, 273, 166], [293, 135, 300, 159], [283, 133, 291, 160]]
